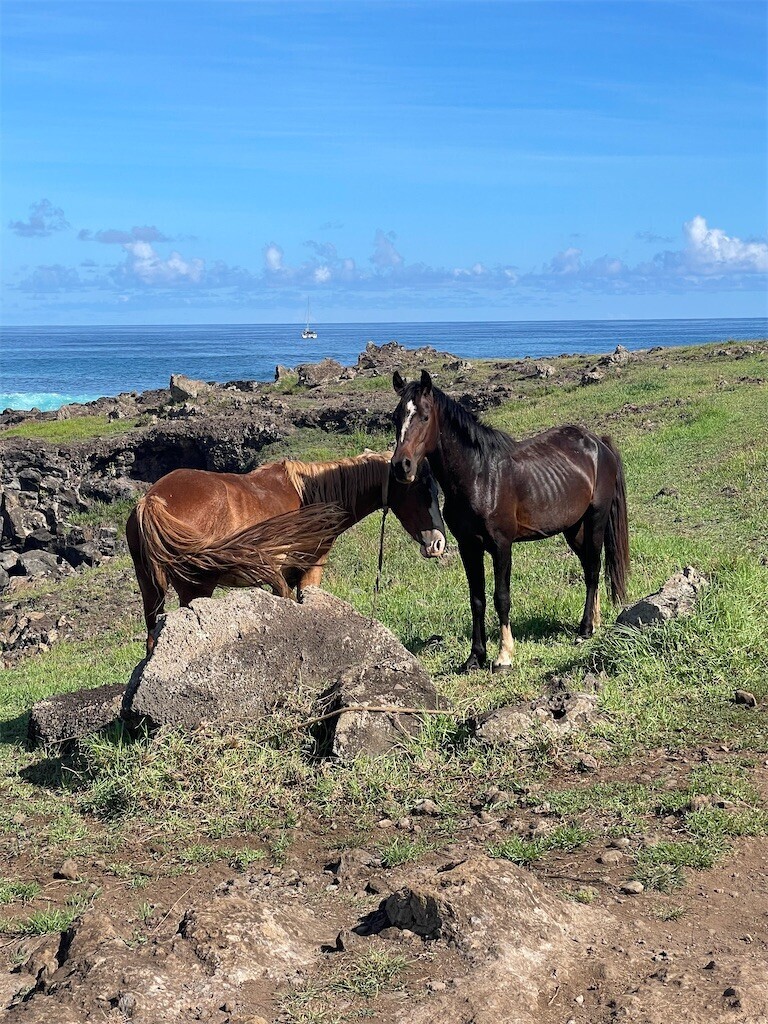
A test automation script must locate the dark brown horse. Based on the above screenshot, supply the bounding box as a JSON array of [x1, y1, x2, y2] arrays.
[[391, 370, 629, 672], [127, 451, 446, 653]]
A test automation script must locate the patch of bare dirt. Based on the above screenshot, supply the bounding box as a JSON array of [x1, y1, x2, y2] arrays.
[[2, 797, 767, 1024]]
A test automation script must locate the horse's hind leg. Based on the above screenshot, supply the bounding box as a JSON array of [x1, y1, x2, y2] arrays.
[[565, 512, 606, 639], [127, 510, 166, 656], [491, 541, 514, 673], [135, 562, 166, 656]]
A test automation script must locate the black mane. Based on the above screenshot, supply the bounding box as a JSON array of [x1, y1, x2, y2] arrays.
[[405, 381, 516, 458]]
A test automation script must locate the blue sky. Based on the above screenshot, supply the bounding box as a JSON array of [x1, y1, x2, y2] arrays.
[[2, 0, 766, 324]]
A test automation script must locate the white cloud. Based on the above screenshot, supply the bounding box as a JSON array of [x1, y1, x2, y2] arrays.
[[684, 215, 768, 274], [263, 242, 284, 272], [9, 216, 765, 308], [116, 240, 204, 286]]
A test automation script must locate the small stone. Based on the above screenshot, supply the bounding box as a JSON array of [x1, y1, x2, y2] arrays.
[[412, 798, 440, 817], [598, 850, 624, 865], [723, 986, 739, 997], [335, 928, 361, 950], [733, 689, 757, 708], [704, 960, 717, 970], [486, 789, 511, 808], [117, 993, 137, 1017], [609, 837, 631, 850], [55, 859, 80, 881], [576, 753, 600, 772], [427, 980, 447, 992], [574, 994, 585, 1004], [620, 880, 645, 895], [689, 794, 714, 811], [377, 818, 395, 829]]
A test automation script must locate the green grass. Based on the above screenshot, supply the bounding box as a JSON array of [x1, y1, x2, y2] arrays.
[[378, 836, 430, 868], [489, 823, 592, 866], [2, 415, 141, 442], [68, 498, 136, 533], [0, 341, 766, 908], [0, 880, 41, 905]]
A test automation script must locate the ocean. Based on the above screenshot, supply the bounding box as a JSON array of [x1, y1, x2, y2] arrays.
[[1, 318, 766, 413]]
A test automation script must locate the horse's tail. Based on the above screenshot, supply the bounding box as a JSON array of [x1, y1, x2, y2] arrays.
[[134, 494, 345, 598], [601, 436, 630, 605]]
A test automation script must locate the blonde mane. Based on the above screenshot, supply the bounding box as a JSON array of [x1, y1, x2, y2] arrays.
[[284, 452, 389, 510]]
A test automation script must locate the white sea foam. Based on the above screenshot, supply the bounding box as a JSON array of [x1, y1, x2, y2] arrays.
[[0, 392, 102, 413]]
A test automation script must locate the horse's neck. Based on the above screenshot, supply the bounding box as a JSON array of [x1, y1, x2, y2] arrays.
[[343, 457, 388, 522], [298, 455, 388, 523], [431, 397, 499, 500]]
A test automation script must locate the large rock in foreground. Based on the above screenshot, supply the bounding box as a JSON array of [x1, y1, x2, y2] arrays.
[[123, 588, 441, 755]]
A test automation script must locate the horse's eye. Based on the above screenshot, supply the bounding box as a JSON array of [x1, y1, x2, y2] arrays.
[[421, 415, 429, 423]]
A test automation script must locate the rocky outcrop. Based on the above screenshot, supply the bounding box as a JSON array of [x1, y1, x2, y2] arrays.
[[123, 587, 442, 756], [617, 565, 709, 628], [474, 674, 603, 747], [27, 682, 125, 748]]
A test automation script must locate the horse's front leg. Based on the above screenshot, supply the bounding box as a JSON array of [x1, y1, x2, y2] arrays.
[[456, 536, 487, 672], [490, 542, 514, 673]]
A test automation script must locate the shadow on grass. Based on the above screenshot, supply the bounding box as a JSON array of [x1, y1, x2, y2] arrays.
[[0, 712, 30, 748], [510, 614, 575, 643], [18, 720, 145, 795]]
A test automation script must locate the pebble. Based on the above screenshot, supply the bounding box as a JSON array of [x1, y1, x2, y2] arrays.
[[55, 858, 80, 881], [487, 790, 511, 808], [609, 837, 631, 850], [412, 799, 440, 817], [377, 818, 394, 829], [733, 689, 757, 708], [598, 850, 624, 865], [689, 794, 714, 811], [576, 753, 600, 772], [620, 880, 645, 895], [427, 980, 446, 992]]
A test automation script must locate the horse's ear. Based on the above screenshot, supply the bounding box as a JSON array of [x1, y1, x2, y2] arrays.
[[393, 371, 406, 395], [420, 370, 433, 394]]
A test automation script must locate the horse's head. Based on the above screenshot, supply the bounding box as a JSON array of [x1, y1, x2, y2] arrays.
[[387, 457, 446, 558], [391, 369, 439, 483]]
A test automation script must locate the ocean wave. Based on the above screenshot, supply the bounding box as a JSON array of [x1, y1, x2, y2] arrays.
[[0, 392, 103, 413]]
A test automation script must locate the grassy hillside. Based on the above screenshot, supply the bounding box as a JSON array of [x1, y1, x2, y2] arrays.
[[1, 342, 766, 939]]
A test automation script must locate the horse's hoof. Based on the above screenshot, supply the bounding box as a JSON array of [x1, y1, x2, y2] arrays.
[[491, 662, 513, 675]]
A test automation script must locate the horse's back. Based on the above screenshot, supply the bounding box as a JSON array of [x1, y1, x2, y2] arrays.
[[145, 464, 298, 534]]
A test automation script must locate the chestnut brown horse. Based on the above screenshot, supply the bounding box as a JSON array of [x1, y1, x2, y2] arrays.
[[391, 370, 629, 673], [127, 451, 446, 653]]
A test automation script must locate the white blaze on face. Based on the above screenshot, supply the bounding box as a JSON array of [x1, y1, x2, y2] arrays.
[[400, 400, 417, 444]]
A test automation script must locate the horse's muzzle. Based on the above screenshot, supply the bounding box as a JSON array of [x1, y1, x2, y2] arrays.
[[420, 531, 446, 558], [392, 457, 415, 483]]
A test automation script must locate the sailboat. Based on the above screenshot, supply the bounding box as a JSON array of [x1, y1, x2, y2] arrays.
[[301, 299, 318, 340]]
